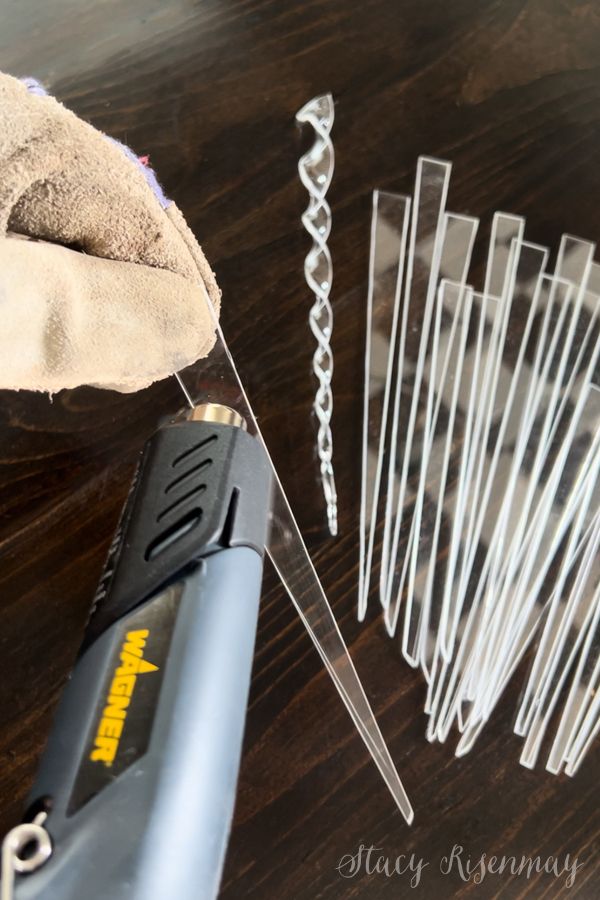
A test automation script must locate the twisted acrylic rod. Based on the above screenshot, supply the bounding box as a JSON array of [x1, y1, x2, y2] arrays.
[[296, 93, 338, 536]]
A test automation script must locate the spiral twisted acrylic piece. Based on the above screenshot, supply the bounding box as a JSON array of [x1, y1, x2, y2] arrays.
[[296, 93, 338, 537]]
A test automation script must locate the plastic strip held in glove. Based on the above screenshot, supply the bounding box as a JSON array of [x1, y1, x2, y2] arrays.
[[177, 287, 414, 824], [296, 93, 338, 536]]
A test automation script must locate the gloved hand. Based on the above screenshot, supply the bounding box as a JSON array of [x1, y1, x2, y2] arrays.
[[0, 72, 221, 393]]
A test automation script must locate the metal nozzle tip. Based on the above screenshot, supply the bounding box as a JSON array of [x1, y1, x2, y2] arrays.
[[187, 403, 246, 430]]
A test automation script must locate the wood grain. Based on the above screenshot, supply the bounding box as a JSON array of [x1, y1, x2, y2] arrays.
[[1, 1, 599, 897]]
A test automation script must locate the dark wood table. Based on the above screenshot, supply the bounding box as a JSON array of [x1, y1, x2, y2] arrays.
[[1, 1, 599, 897]]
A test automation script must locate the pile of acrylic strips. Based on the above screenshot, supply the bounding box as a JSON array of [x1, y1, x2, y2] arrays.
[[360, 156, 600, 775]]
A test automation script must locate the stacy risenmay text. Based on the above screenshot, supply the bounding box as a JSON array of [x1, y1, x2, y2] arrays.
[[336, 843, 584, 889]]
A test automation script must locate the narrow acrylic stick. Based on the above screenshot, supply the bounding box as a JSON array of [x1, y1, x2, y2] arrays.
[[178, 285, 414, 822], [443, 239, 549, 662], [380, 157, 451, 610], [422, 289, 499, 729], [393, 280, 474, 669], [565, 691, 600, 775], [514, 416, 600, 739], [477, 360, 600, 709], [547, 529, 600, 772], [519, 510, 600, 769], [384, 212, 478, 639], [465, 388, 600, 733], [415, 285, 475, 680], [359, 192, 411, 620], [450, 504, 600, 758], [426, 302, 598, 742], [462, 276, 575, 682], [437, 215, 524, 661]]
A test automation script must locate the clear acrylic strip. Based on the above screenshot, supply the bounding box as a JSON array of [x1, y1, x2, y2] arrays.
[[434, 214, 525, 663], [547, 528, 600, 773], [359, 191, 411, 620], [379, 157, 452, 611], [474, 371, 600, 719], [448, 494, 600, 757], [461, 275, 578, 684], [454, 385, 600, 748], [179, 284, 414, 822], [404, 282, 475, 674], [441, 238, 549, 662], [421, 290, 501, 726], [518, 507, 600, 769], [384, 211, 478, 638], [426, 336, 600, 744]]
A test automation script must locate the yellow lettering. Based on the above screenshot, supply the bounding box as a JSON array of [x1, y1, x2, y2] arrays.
[[103, 694, 129, 720], [89, 629, 159, 767], [123, 630, 149, 658], [117, 651, 141, 675], [90, 736, 117, 765], [137, 658, 158, 674], [111, 674, 136, 697], [98, 717, 124, 740]]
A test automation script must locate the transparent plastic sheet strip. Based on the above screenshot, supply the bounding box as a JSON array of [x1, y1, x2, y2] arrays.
[[459, 275, 582, 694], [425, 287, 599, 742], [425, 448, 599, 760], [463, 423, 600, 734], [421, 291, 497, 720], [419, 287, 502, 722], [514, 474, 600, 737], [452, 385, 600, 754], [518, 504, 600, 768], [440, 238, 549, 663], [508, 279, 600, 732], [178, 286, 413, 822], [473, 287, 599, 711], [480, 244, 597, 603], [384, 212, 479, 638], [434, 467, 600, 751], [565, 686, 600, 775], [472, 358, 600, 722], [432, 214, 524, 667], [359, 191, 411, 621], [296, 94, 338, 536], [564, 576, 600, 776], [502, 512, 600, 744], [400, 282, 474, 672], [547, 524, 600, 773], [379, 157, 452, 610]]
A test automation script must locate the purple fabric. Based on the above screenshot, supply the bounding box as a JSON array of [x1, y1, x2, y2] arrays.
[[21, 76, 48, 97], [20, 75, 171, 210]]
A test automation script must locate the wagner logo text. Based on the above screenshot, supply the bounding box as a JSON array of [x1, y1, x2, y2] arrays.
[[90, 629, 158, 767]]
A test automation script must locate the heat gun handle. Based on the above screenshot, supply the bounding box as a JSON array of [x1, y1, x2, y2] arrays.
[[14, 411, 272, 900], [16, 545, 263, 900]]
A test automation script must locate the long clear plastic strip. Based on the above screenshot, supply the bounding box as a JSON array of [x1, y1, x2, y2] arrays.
[[433, 215, 524, 661], [441, 238, 549, 662], [427, 282, 600, 744], [380, 157, 452, 611], [453, 385, 600, 754], [384, 212, 479, 639], [180, 285, 413, 822], [473, 377, 600, 721], [518, 507, 600, 768], [547, 520, 600, 773], [402, 281, 475, 672], [359, 191, 411, 620], [458, 275, 580, 693], [356, 154, 600, 773]]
